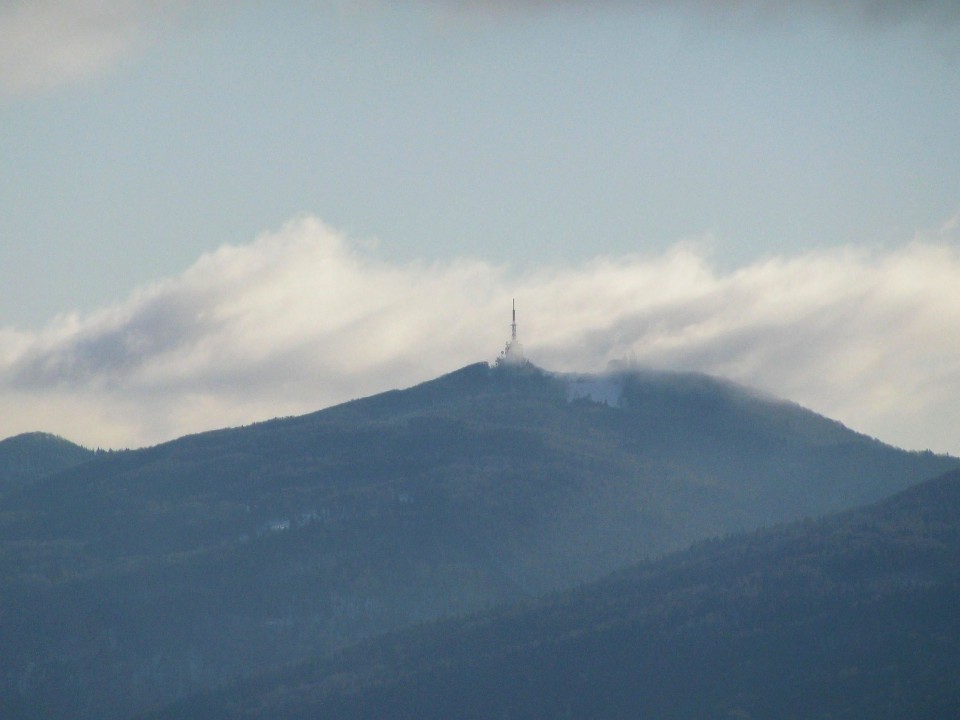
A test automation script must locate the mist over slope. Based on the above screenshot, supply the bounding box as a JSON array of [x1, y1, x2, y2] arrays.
[[0, 362, 955, 719], [158, 468, 960, 720]]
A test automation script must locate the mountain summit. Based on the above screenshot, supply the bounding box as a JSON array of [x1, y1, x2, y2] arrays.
[[0, 431, 93, 495], [0, 362, 955, 719]]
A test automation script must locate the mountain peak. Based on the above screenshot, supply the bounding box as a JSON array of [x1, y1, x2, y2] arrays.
[[2, 363, 956, 719], [0, 431, 93, 492]]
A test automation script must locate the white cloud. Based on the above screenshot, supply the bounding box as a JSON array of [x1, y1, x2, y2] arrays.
[[0, 0, 185, 95], [2, 214, 960, 454]]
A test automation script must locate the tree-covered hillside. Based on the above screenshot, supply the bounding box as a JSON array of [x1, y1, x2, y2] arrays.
[[0, 363, 955, 719], [155, 469, 960, 720], [0, 432, 94, 496]]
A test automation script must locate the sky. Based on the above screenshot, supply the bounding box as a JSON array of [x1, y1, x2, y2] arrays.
[[1, 0, 960, 453]]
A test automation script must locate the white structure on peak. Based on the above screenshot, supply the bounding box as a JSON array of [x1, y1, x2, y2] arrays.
[[496, 299, 525, 366]]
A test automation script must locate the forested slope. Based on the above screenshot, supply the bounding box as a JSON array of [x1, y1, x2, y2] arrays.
[[1, 362, 955, 719], [156, 469, 960, 720], [0, 432, 93, 495]]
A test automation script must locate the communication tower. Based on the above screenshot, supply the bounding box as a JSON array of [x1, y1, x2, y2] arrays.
[[496, 299, 525, 366]]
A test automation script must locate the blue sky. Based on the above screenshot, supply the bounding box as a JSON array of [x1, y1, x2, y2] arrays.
[[2, 1, 960, 452]]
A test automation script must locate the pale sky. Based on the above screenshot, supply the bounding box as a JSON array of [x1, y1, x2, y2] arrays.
[[2, 1, 960, 453]]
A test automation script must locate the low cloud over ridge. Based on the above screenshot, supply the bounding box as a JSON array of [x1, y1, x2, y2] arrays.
[[2, 214, 960, 453]]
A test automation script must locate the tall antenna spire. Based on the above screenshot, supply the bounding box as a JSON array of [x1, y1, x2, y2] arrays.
[[496, 299, 525, 366]]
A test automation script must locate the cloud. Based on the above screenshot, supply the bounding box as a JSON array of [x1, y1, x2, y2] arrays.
[[0, 218, 508, 446], [429, 0, 960, 27], [4, 0, 953, 96], [0, 0, 185, 95], [2, 214, 960, 454]]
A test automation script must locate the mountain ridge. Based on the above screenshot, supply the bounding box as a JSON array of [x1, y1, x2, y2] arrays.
[[0, 431, 94, 495], [1, 362, 956, 719], [151, 468, 960, 720]]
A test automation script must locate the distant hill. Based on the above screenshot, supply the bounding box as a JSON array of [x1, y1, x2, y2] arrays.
[[153, 469, 960, 720], [0, 363, 956, 719], [0, 432, 93, 495]]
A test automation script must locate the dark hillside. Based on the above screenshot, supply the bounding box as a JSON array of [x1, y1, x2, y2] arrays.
[[0, 363, 955, 719], [155, 469, 960, 720], [0, 432, 94, 495]]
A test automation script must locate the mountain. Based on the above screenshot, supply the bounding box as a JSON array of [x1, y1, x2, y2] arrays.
[[0, 431, 94, 495], [151, 469, 960, 720], [0, 362, 955, 719]]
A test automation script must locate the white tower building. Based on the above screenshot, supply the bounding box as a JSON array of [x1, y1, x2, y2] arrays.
[[496, 299, 525, 366]]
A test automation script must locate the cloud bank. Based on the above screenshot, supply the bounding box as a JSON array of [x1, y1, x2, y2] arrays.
[[4, 0, 956, 96], [0, 0, 185, 95], [2, 214, 960, 453]]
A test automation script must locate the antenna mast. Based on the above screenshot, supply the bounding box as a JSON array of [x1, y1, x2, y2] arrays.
[[496, 298, 525, 366]]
